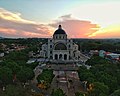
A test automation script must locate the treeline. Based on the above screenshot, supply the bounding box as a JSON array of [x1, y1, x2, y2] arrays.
[[1, 38, 120, 53], [77, 56, 120, 96], [74, 39, 120, 53], [0, 38, 47, 45], [0, 38, 48, 53]]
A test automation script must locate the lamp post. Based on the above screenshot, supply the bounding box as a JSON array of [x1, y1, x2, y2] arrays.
[[83, 81, 87, 91]]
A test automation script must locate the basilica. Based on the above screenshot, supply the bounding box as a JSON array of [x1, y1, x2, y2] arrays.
[[40, 25, 81, 63]]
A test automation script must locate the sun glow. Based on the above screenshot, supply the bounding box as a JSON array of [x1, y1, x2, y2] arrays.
[[88, 24, 120, 38]]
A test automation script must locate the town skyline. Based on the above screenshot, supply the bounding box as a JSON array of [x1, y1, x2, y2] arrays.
[[0, 0, 120, 38]]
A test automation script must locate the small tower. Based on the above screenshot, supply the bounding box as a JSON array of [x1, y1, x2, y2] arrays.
[[58, 25, 62, 29]]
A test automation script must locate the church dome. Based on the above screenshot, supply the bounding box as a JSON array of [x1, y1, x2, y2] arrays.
[[54, 25, 66, 35]]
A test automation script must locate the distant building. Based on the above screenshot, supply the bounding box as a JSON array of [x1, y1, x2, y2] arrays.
[[99, 50, 106, 58], [0, 53, 4, 57], [40, 25, 81, 63], [105, 53, 120, 61], [99, 50, 120, 62], [89, 50, 99, 56]]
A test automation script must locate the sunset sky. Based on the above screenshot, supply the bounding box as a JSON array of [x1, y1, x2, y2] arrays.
[[0, 0, 120, 38]]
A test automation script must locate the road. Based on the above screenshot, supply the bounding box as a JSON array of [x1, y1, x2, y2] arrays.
[[30, 66, 44, 94]]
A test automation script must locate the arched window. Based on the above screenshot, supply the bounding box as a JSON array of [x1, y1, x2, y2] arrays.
[[50, 45, 52, 48], [55, 54, 58, 60], [59, 36, 61, 39], [69, 56, 71, 60], [50, 51, 52, 54], [59, 54, 62, 59], [56, 36, 58, 39], [64, 54, 67, 60], [69, 45, 70, 48], [54, 43, 67, 50], [50, 56, 52, 59]]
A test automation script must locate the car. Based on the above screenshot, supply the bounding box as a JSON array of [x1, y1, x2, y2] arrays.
[[76, 63, 82, 67], [58, 77, 67, 83], [39, 64, 46, 68]]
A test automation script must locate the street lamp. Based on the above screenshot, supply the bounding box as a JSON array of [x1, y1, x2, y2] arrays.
[[83, 81, 87, 91]]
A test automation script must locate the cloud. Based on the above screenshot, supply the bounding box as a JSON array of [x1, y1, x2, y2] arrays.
[[72, 2, 120, 27], [0, 8, 119, 39], [0, 8, 52, 38], [59, 14, 72, 20], [0, 8, 35, 24], [50, 14, 100, 38], [88, 24, 120, 38]]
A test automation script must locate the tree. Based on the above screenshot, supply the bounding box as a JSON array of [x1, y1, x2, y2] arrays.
[[37, 69, 55, 89], [51, 88, 66, 96], [86, 56, 110, 66], [110, 89, 120, 96], [78, 66, 95, 83], [17, 67, 34, 83], [0, 67, 13, 85], [99, 43, 116, 52], [79, 71, 95, 83], [97, 72, 118, 92], [26, 62, 39, 70], [80, 42, 100, 52], [32, 93, 44, 96], [75, 92, 85, 96], [2, 60, 20, 74], [90, 63, 119, 93], [4, 84, 32, 96], [5, 51, 28, 63], [88, 82, 109, 96]]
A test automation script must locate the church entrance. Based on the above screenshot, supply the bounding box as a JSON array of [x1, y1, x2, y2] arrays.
[[64, 54, 67, 60], [59, 54, 62, 60], [54, 54, 68, 60], [55, 54, 58, 60]]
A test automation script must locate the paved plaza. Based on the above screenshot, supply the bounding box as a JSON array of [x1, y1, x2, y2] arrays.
[[31, 63, 86, 96], [50, 70, 84, 96], [41, 63, 79, 71]]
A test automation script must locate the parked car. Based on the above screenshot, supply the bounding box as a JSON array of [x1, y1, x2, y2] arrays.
[[39, 64, 46, 68]]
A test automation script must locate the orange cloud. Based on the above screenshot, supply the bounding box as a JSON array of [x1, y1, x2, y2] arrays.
[[50, 14, 100, 38], [0, 27, 16, 33], [0, 27, 17, 36], [0, 8, 52, 38], [21, 31, 46, 38], [0, 8, 119, 39]]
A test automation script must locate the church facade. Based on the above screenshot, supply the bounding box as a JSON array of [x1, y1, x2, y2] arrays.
[[40, 25, 81, 63]]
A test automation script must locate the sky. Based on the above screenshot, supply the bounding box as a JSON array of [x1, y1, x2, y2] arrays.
[[0, 0, 120, 38]]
